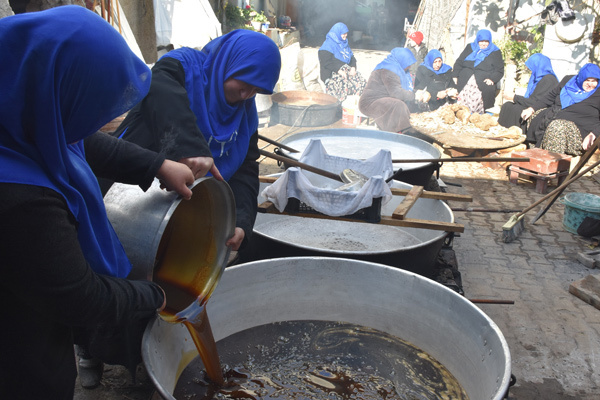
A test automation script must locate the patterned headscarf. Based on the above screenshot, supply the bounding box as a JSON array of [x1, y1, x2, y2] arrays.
[[163, 30, 281, 181], [524, 53, 557, 98], [374, 48, 416, 91], [559, 63, 600, 109], [0, 6, 151, 277], [465, 29, 500, 66], [421, 49, 452, 75], [319, 22, 353, 63]]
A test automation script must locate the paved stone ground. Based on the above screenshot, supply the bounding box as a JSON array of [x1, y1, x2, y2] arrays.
[[74, 47, 600, 399]]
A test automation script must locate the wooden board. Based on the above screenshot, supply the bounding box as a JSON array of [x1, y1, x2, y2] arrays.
[[569, 274, 600, 311], [409, 109, 526, 150]]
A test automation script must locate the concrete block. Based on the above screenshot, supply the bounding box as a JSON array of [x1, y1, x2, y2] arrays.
[[569, 274, 600, 310]]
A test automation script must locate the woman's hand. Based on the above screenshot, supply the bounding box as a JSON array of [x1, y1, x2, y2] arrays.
[[436, 90, 448, 99], [521, 107, 534, 121], [446, 88, 458, 98], [503, 92, 514, 102], [349, 67, 357, 76], [484, 78, 494, 86], [179, 156, 224, 181], [226, 227, 245, 251], [156, 159, 194, 200], [582, 133, 597, 151]]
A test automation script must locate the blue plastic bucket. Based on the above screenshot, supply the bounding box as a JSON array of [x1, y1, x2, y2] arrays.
[[561, 192, 600, 234]]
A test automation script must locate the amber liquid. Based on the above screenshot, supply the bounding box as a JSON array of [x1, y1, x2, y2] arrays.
[[173, 320, 469, 399], [152, 187, 226, 384]]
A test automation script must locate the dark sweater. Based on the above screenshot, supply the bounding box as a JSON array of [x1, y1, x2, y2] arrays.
[[414, 65, 456, 110], [0, 180, 164, 399], [318, 49, 358, 82]]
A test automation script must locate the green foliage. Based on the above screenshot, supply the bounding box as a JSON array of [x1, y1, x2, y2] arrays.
[[498, 26, 545, 73], [223, 2, 247, 32]]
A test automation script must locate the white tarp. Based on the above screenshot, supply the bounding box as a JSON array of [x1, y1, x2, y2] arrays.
[[154, 0, 222, 49]]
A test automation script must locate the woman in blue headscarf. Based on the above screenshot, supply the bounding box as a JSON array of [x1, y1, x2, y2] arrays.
[[358, 48, 417, 133], [452, 29, 504, 113], [0, 6, 198, 398], [521, 63, 600, 155], [318, 22, 367, 102], [114, 30, 281, 252], [414, 49, 457, 110], [498, 53, 558, 132]]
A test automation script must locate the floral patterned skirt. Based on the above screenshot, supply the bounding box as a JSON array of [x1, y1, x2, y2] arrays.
[[325, 64, 367, 102], [540, 118, 583, 156], [457, 75, 484, 114]]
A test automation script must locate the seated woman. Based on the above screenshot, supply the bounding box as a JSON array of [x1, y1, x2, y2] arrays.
[[452, 29, 504, 114], [498, 53, 558, 133], [521, 63, 600, 156], [358, 48, 416, 133], [414, 49, 458, 111], [318, 22, 367, 102]]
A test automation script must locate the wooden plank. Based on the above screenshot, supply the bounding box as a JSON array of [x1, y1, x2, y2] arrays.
[[392, 186, 423, 220], [569, 275, 600, 311], [257, 201, 465, 232], [259, 176, 473, 203]]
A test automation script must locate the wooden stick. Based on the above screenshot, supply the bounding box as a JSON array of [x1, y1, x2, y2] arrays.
[[391, 157, 530, 163], [392, 186, 423, 220], [259, 149, 342, 182], [258, 176, 473, 202], [257, 134, 299, 153], [257, 201, 465, 232], [469, 299, 515, 305]]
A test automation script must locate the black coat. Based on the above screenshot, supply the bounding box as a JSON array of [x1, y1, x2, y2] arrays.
[[0, 136, 165, 399], [414, 65, 456, 110], [498, 74, 559, 131], [453, 46, 504, 110], [318, 49, 357, 82], [526, 75, 600, 145], [113, 57, 259, 249]]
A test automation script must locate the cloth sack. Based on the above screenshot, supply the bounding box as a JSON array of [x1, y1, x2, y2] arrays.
[[261, 139, 393, 216]]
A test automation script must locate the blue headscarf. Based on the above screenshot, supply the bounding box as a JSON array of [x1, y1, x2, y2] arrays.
[[373, 48, 416, 91], [465, 29, 500, 66], [319, 22, 353, 63], [524, 53, 557, 98], [0, 6, 151, 278], [421, 49, 452, 75], [163, 30, 281, 181], [559, 63, 600, 109]]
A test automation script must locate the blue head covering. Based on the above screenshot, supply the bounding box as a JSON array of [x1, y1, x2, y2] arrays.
[[319, 22, 353, 63], [421, 49, 452, 75], [559, 63, 600, 109], [373, 48, 416, 91], [0, 6, 151, 278], [524, 53, 557, 98], [163, 30, 281, 181], [465, 29, 500, 66]]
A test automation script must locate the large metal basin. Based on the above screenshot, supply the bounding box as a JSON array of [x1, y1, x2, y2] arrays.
[[270, 90, 341, 127], [242, 179, 452, 277], [275, 128, 441, 186], [142, 257, 511, 400]]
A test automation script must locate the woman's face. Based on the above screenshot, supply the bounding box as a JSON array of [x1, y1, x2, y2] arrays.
[[341, 33, 348, 41], [582, 78, 599, 92], [433, 58, 443, 71], [478, 40, 490, 49], [223, 78, 261, 104]]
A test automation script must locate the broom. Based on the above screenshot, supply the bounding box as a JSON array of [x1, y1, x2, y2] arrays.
[[502, 157, 600, 242]]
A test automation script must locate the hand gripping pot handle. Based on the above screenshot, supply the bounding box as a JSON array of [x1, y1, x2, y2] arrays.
[[103, 177, 236, 323]]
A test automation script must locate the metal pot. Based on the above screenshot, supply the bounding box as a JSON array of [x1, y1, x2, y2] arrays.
[[274, 128, 441, 187], [270, 90, 342, 127], [242, 179, 452, 278], [103, 178, 235, 317], [142, 257, 511, 400]]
